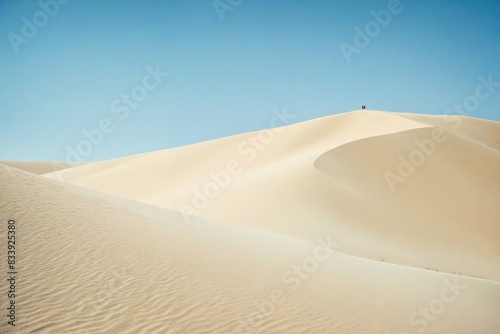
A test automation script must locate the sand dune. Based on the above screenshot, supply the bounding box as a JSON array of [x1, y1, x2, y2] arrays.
[[44, 110, 500, 280], [2, 110, 499, 333], [0, 160, 84, 175]]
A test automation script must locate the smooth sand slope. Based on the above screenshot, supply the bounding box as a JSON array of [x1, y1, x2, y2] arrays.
[[45, 110, 500, 281], [1, 110, 499, 333]]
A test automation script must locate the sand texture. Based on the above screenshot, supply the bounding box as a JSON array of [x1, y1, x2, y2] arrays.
[[1, 110, 499, 333]]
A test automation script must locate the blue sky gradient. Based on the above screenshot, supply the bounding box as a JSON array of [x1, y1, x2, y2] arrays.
[[1, 0, 499, 161]]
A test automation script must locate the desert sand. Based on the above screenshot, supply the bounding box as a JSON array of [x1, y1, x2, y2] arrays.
[[1, 109, 499, 333]]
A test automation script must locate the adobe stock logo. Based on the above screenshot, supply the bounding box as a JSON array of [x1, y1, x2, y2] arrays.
[[213, 0, 243, 21], [64, 65, 169, 164], [339, 0, 410, 63], [384, 74, 499, 193], [178, 107, 295, 224], [7, 0, 71, 54], [401, 277, 466, 334], [235, 235, 340, 333]]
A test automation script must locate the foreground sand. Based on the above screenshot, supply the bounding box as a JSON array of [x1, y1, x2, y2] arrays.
[[1, 110, 499, 333]]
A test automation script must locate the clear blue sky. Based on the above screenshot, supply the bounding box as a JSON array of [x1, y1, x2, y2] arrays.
[[1, 0, 499, 162]]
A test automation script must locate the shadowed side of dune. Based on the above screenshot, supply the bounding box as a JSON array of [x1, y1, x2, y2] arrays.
[[395, 112, 500, 152], [39, 111, 500, 282], [314, 126, 500, 281]]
